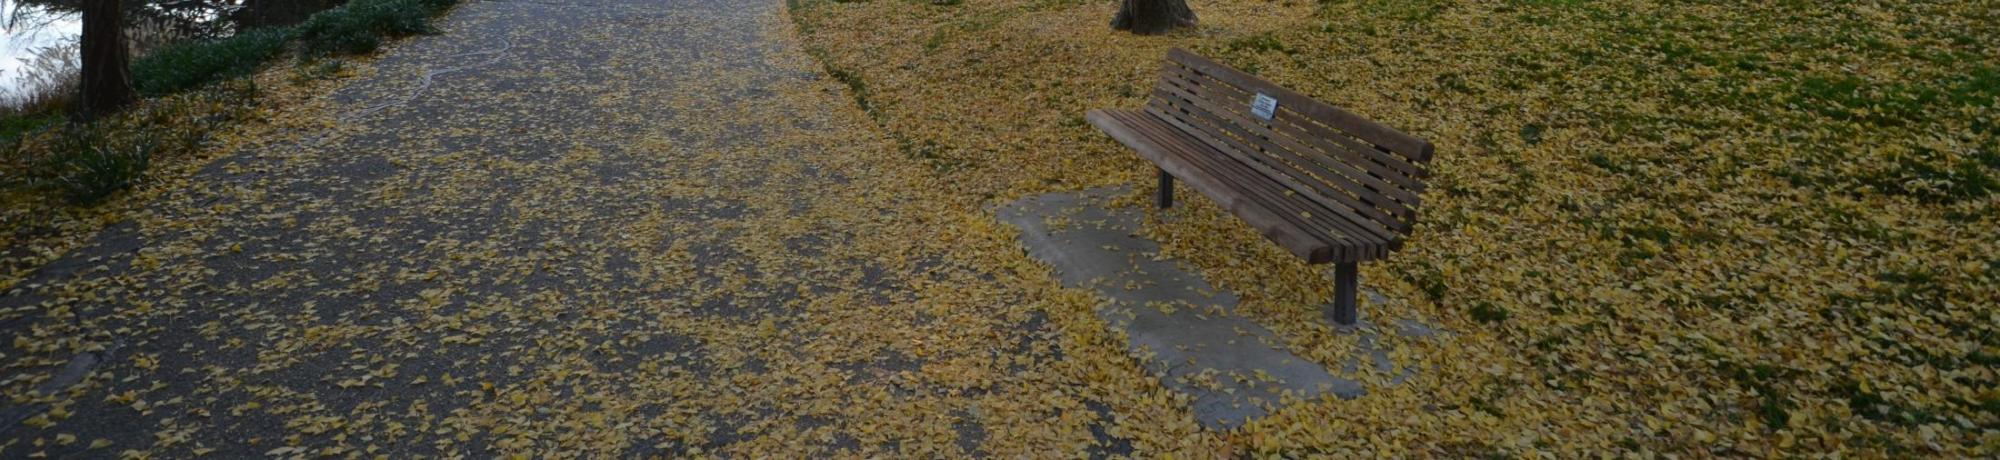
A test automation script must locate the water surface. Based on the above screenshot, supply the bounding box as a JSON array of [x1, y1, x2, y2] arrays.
[[1, 0, 80, 101]]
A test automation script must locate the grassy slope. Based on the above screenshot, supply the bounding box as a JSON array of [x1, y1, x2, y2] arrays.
[[792, 0, 1997, 455]]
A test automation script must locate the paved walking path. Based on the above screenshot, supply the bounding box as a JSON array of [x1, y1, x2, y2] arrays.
[[0, 1, 1154, 456]]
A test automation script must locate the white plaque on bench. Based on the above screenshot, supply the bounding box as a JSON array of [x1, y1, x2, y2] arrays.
[[1250, 93, 1279, 121]]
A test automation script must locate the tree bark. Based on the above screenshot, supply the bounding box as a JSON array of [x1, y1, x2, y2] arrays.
[[1111, 0, 1197, 35], [79, 0, 136, 121]]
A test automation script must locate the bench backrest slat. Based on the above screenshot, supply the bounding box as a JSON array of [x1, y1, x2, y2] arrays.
[[1158, 68, 1431, 189], [1166, 48, 1434, 163], [1149, 48, 1435, 236], [1146, 87, 1409, 238], [1154, 73, 1424, 208]]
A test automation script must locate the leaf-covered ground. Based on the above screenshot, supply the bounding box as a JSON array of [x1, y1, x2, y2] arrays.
[[0, 0, 1992, 457], [3, 0, 1196, 456], [787, 0, 1999, 456]]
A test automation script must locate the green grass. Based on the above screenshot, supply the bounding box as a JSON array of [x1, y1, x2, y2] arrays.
[[39, 127, 156, 205], [0, 113, 63, 145], [1225, 33, 1290, 54], [1354, 0, 1447, 22], [1469, 302, 1510, 324]]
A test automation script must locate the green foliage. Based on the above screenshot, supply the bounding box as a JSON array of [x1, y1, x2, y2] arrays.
[[1517, 123, 1545, 145], [1507, 0, 1585, 7], [297, 0, 449, 58], [0, 113, 62, 145], [120, 0, 462, 99], [133, 28, 296, 97], [1469, 302, 1509, 324], [7, 1, 458, 208], [1226, 33, 1290, 54], [1405, 260, 1448, 303], [1791, 66, 2000, 128], [36, 126, 156, 205], [1349, 0, 1447, 22], [1714, 360, 1795, 430], [826, 67, 874, 117], [5, 80, 259, 207], [1027, 0, 1089, 10], [1863, 146, 1998, 204], [294, 58, 349, 82]]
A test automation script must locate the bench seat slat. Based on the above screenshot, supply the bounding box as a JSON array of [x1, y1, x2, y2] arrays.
[[1087, 109, 1349, 263], [1121, 109, 1392, 258], [1145, 112, 1398, 259], [1144, 102, 1396, 251], [1143, 97, 1405, 243], [1123, 109, 1392, 261], [1089, 109, 1393, 263], [1110, 108, 1381, 248]]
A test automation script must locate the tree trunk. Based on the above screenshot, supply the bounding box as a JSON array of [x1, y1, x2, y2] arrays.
[[79, 0, 136, 121], [1111, 0, 1197, 35]]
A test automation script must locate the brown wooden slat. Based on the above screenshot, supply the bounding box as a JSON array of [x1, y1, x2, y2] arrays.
[[1157, 68, 1425, 240], [1153, 61, 1427, 242], [1116, 109, 1379, 262], [1107, 106, 1405, 261], [1114, 109, 1389, 261], [1110, 109, 1377, 255], [1149, 79, 1422, 222], [1086, 109, 1341, 263], [1145, 94, 1405, 241], [1284, 108, 1434, 180], [1161, 66, 1431, 187], [1149, 130, 1384, 261], [1144, 98, 1397, 253], [1166, 48, 1434, 163], [1142, 109, 1394, 261], [1142, 104, 1398, 259], [1112, 109, 1398, 262], [1152, 65, 1432, 183], [1147, 94, 1411, 244], [1160, 71, 1424, 206]]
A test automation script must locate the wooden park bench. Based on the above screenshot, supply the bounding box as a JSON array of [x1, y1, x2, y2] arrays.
[[1085, 48, 1437, 326]]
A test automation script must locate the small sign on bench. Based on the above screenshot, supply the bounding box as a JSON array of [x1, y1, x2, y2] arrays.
[[1250, 93, 1278, 121]]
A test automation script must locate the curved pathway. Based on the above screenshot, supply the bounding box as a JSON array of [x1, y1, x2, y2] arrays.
[[0, 0, 1164, 456]]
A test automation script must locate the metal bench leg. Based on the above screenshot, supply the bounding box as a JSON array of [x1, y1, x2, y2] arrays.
[[1157, 168, 1174, 209], [1331, 262, 1358, 326]]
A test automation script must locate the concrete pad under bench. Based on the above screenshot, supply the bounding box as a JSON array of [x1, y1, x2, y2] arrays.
[[999, 187, 1438, 430]]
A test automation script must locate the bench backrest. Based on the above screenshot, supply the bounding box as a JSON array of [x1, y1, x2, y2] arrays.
[[1144, 48, 1434, 238]]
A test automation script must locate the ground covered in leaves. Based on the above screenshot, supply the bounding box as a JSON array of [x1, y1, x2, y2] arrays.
[[0, 0, 1993, 457], [788, 0, 1998, 456], [0, 0, 1202, 457]]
